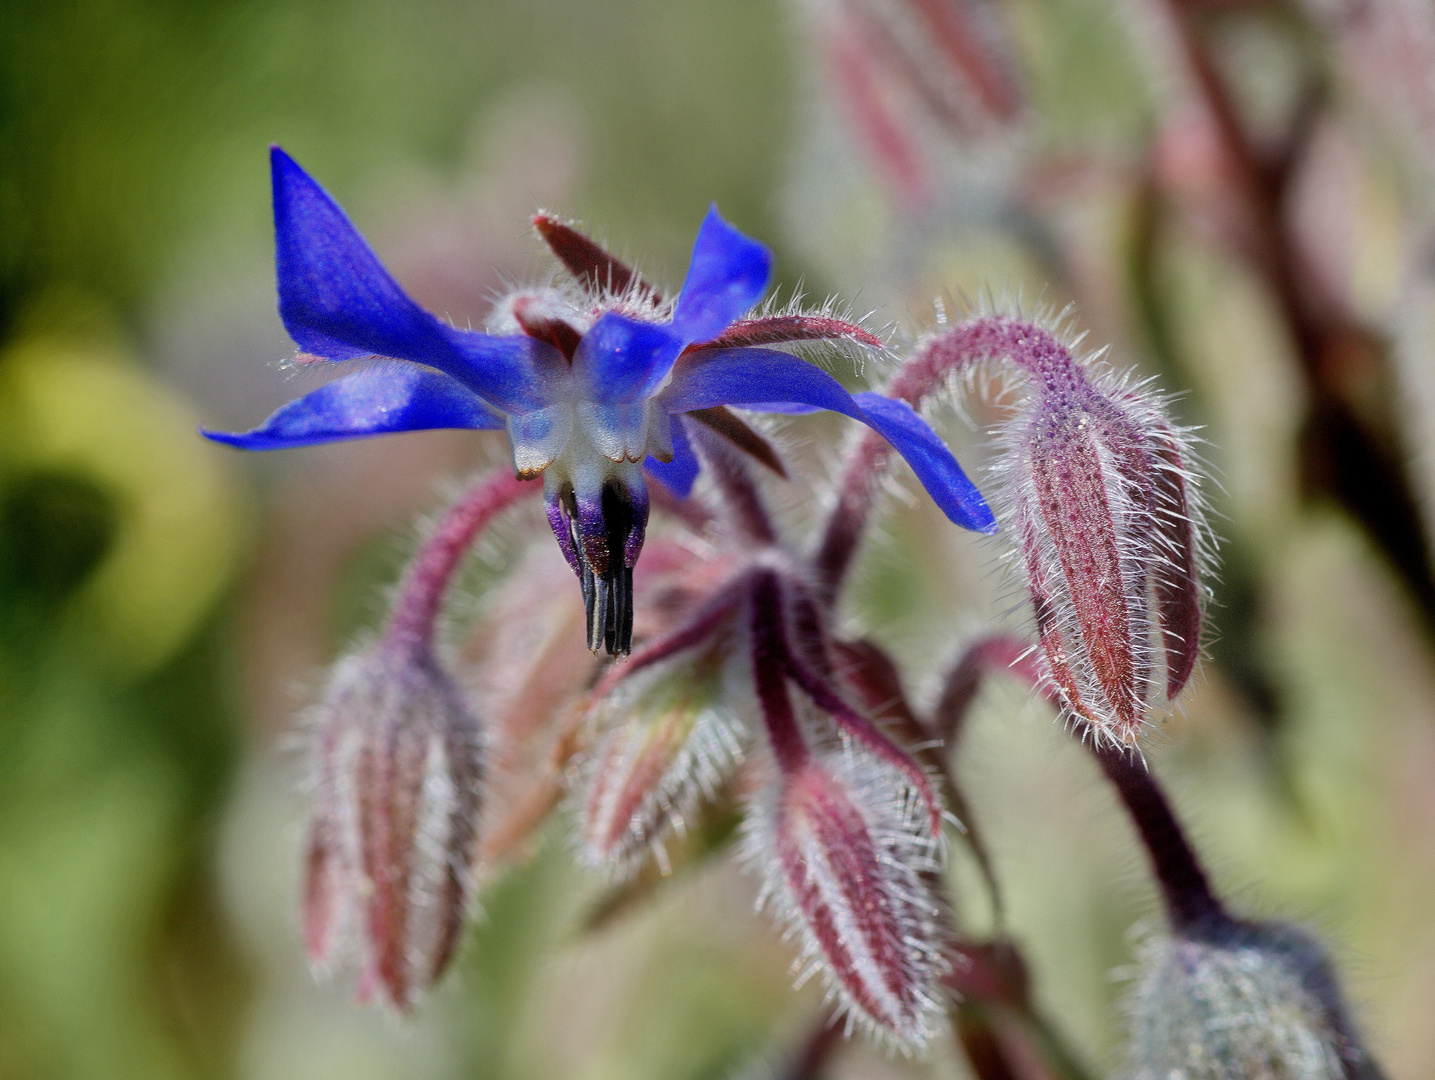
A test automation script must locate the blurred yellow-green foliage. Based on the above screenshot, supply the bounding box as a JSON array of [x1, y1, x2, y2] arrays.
[[3, 0, 1435, 1078]]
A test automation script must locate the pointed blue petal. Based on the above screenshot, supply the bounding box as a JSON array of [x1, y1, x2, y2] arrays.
[[270, 146, 555, 413], [202, 365, 505, 451], [671, 206, 772, 345], [851, 392, 996, 532], [662, 349, 995, 532], [644, 414, 701, 497], [575, 311, 685, 405]]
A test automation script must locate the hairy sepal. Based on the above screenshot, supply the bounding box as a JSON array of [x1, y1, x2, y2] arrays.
[[304, 648, 482, 1013], [743, 748, 949, 1053], [969, 313, 1211, 745], [579, 625, 750, 877]]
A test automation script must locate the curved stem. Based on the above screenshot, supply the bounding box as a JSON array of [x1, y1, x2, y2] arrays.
[[932, 632, 1224, 931], [814, 318, 1062, 603], [814, 428, 891, 607], [1087, 739, 1224, 931], [383, 470, 541, 660], [932, 635, 1047, 746]]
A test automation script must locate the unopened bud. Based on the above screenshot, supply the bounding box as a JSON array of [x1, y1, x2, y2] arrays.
[[924, 313, 1209, 745], [1123, 919, 1386, 1080], [304, 646, 482, 1013], [744, 750, 948, 1053], [579, 628, 749, 875]]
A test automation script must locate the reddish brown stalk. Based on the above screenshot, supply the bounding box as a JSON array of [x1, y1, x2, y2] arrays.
[[750, 571, 811, 774], [814, 428, 892, 608], [689, 423, 781, 546], [383, 471, 541, 659], [931, 635, 1046, 746]]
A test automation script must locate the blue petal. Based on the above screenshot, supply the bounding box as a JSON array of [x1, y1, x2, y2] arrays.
[[851, 393, 996, 532], [270, 146, 556, 413], [644, 414, 701, 497], [671, 206, 773, 344], [662, 349, 996, 532], [575, 311, 685, 405], [201, 365, 505, 451]]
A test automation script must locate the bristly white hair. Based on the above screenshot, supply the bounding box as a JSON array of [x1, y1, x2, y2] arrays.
[[890, 297, 1216, 747], [738, 733, 952, 1056], [571, 624, 754, 880]]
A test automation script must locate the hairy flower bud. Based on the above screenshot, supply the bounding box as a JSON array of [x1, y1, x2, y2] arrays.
[[579, 624, 749, 875], [920, 313, 1209, 745], [303, 646, 482, 1013], [744, 749, 948, 1052], [1123, 919, 1386, 1080]]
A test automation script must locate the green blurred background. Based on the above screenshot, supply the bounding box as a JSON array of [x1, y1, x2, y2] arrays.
[[2, 0, 1434, 1077]]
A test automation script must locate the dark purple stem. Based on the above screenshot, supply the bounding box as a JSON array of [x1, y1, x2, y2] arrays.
[[934, 632, 1224, 932], [383, 471, 541, 660], [690, 422, 779, 547], [1087, 739, 1224, 931], [749, 570, 810, 774]]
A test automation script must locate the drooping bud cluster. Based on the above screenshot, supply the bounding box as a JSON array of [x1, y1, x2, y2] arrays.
[[1123, 919, 1386, 1080], [903, 311, 1210, 746], [574, 543, 951, 1051], [303, 646, 482, 1013]]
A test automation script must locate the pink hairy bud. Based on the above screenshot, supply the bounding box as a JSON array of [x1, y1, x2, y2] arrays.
[[905, 313, 1209, 745], [304, 647, 482, 1013], [744, 750, 949, 1052], [300, 473, 535, 1012], [579, 624, 750, 875]]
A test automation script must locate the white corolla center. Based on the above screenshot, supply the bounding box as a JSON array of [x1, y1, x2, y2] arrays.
[[507, 397, 674, 481], [489, 288, 678, 485]]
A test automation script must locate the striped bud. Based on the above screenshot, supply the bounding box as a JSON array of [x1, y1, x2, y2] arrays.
[[1123, 919, 1386, 1080], [579, 626, 748, 875], [943, 314, 1210, 745], [744, 750, 948, 1052], [304, 646, 482, 1013]]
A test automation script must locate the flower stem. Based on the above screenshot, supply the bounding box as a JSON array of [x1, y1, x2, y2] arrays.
[[383, 470, 540, 660], [814, 319, 1053, 603], [930, 632, 1224, 931], [749, 570, 809, 774], [1086, 740, 1224, 931]]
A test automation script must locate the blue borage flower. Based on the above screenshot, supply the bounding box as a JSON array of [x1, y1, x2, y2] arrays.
[[205, 147, 996, 654]]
